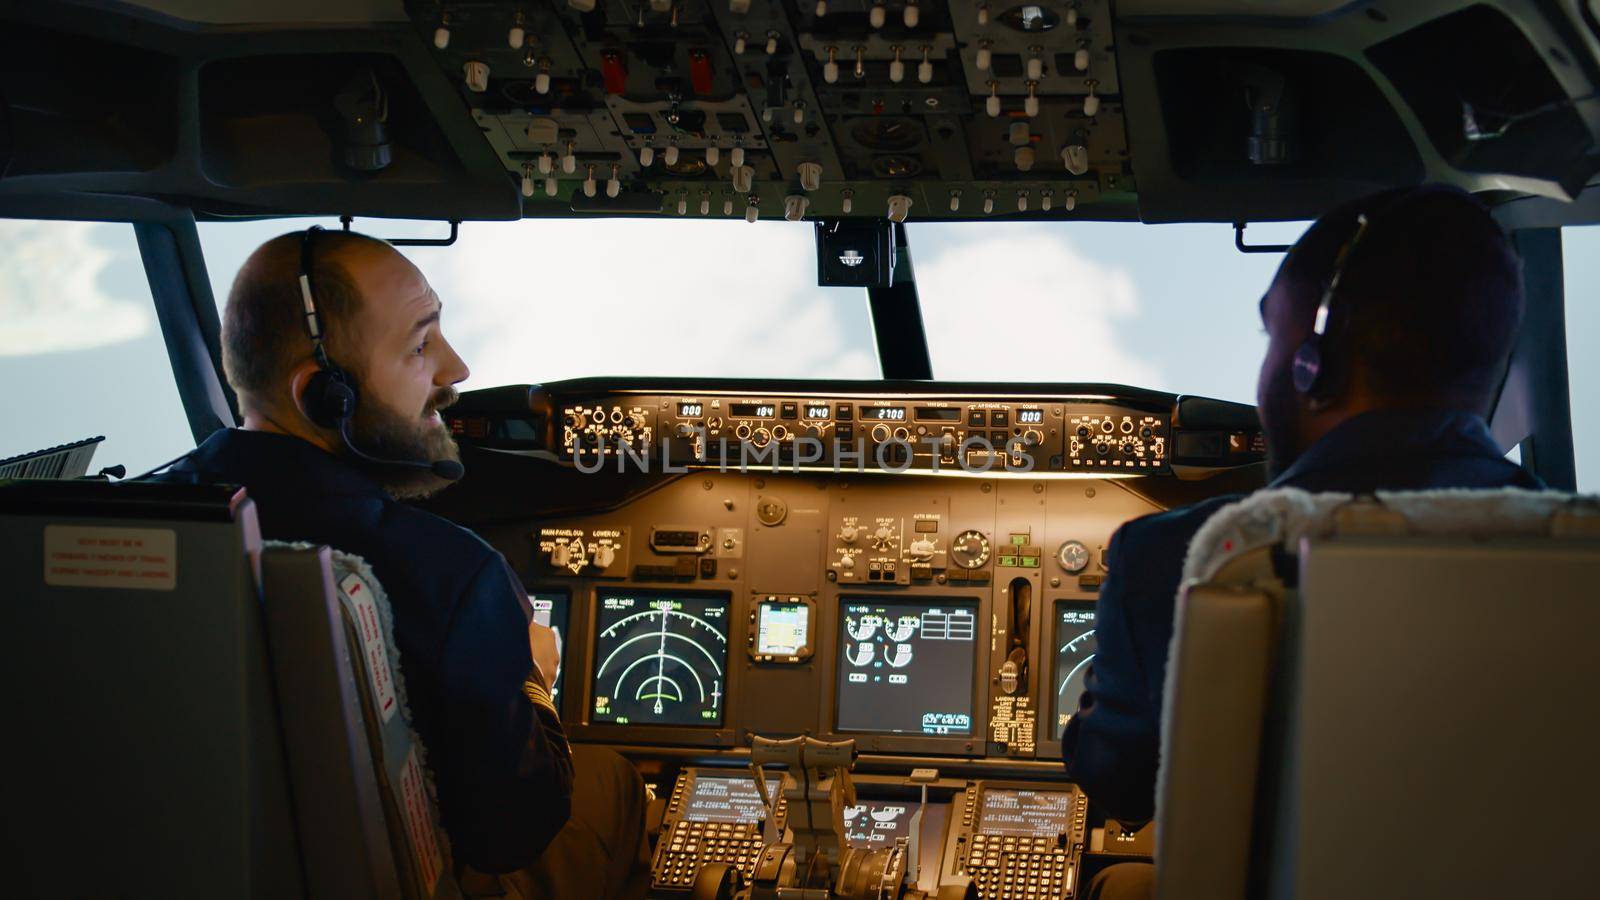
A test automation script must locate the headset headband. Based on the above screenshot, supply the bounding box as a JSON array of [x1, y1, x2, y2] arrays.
[[298, 225, 335, 371]]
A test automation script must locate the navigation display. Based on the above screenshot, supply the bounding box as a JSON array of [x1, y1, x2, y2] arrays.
[[979, 789, 1072, 838], [682, 774, 781, 824], [591, 591, 729, 727], [1052, 602, 1098, 730], [529, 591, 569, 701], [755, 600, 811, 657], [844, 800, 915, 849], [835, 598, 977, 736]]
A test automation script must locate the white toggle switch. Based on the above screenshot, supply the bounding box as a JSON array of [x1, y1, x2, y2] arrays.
[[766, 32, 778, 55], [1075, 47, 1090, 72], [869, 3, 885, 28], [509, 23, 525, 49], [1018, 190, 1030, 212], [1062, 144, 1089, 175], [706, 145, 720, 166], [918, 47, 933, 83], [1067, 6, 1078, 26], [606, 165, 621, 198], [521, 168, 534, 198], [433, 23, 451, 50], [903, 0, 919, 27], [986, 83, 1001, 117], [816, 0, 827, 15], [889, 47, 904, 83], [583, 167, 597, 197], [731, 165, 754, 193], [544, 177, 558, 197], [976, 42, 992, 71], [977, 3, 989, 25], [793, 103, 804, 124], [1065, 190, 1078, 211], [886, 194, 913, 223], [1015, 145, 1035, 171], [745, 198, 760, 223], [678, 194, 688, 215], [724, 197, 735, 215], [1027, 51, 1043, 81], [798, 161, 823, 192], [463, 61, 489, 93], [949, 190, 961, 212], [562, 147, 577, 174], [841, 190, 853, 214], [639, 145, 654, 167], [734, 32, 748, 54], [664, 144, 680, 166], [824, 47, 839, 83], [700, 194, 711, 215], [1025, 85, 1039, 118], [784, 194, 809, 221], [538, 153, 553, 175], [1083, 81, 1101, 117], [535, 68, 551, 94], [983, 193, 995, 214], [731, 145, 746, 169], [762, 107, 773, 123], [1041, 190, 1054, 211], [729, 0, 750, 13]]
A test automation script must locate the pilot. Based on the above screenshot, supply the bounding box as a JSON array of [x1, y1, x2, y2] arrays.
[[1065, 184, 1544, 898], [161, 229, 649, 898]]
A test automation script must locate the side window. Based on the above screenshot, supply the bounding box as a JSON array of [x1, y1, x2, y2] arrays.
[[1563, 226, 1598, 491], [0, 219, 193, 476]]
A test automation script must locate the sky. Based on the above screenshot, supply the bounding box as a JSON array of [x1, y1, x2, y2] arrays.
[[0, 215, 1595, 490]]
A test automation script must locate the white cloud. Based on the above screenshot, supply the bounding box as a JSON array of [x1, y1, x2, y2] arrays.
[[914, 224, 1161, 386], [0, 220, 152, 357], [425, 218, 879, 389]]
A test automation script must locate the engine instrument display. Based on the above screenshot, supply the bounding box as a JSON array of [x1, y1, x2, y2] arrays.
[[836, 598, 978, 736], [682, 774, 781, 824], [1052, 602, 1099, 730], [979, 789, 1073, 838], [591, 591, 729, 727], [530, 591, 569, 700], [843, 800, 915, 849]]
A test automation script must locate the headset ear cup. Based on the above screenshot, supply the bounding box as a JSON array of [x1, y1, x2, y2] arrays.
[[304, 368, 359, 429], [1292, 340, 1322, 396]]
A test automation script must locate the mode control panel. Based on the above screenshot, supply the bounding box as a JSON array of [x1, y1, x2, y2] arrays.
[[556, 393, 1171, 476]]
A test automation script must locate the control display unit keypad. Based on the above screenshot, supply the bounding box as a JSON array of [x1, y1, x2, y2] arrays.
[[651, 769, 786, 891], [950, 781, 1088, 900]]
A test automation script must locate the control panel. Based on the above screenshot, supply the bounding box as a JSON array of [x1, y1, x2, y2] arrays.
[[944, 781, 1089, 900], [653, 768, 787, 891]]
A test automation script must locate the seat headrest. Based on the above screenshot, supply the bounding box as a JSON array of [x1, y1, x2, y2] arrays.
[[1182, 487, 1596, 586]]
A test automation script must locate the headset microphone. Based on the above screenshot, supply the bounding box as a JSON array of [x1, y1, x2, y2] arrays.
[[336, 417, 464, 480]]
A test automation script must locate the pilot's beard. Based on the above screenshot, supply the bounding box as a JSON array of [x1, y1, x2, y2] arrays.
[[345, 388, 462, 500]]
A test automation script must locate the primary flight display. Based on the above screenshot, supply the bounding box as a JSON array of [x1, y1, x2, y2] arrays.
[[591, 591, 729, 726]]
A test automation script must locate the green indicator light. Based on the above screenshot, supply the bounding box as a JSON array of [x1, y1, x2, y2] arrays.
[[1021, 556, 1040, 567], [1010, 534, 1028, 546]]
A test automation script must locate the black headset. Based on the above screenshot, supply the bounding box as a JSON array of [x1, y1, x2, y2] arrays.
[[296, 225, 463, 481], [298, 226, 362, 429], [1291, 210, 1373, 400]]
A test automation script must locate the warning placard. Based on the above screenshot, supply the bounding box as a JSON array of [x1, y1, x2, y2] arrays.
[[398, 746, 443, 894], [339, 573, 399, 723], [43, 525, 177, 591]]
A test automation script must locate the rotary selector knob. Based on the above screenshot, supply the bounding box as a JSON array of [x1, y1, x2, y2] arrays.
[[592, 544, 616, 569], [950, 530, 991, 569], [1057, 540, 1090, 574], [838, 524, 862, 543], [907, 538, 937, 561], [871, 526, 895, 551]]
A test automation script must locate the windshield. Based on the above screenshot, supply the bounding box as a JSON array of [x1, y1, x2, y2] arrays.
[[198, 218, 1304, 406]]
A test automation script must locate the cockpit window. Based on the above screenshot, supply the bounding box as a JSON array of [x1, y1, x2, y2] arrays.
[[1563, 226, 1598, 490], [197, 218, 880, 387], [910, 221, 1308, 402], [0, 219, 191, 475]]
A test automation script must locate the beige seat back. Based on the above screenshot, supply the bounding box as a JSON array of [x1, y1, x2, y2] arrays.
[[1156, 489, 1600, 900]]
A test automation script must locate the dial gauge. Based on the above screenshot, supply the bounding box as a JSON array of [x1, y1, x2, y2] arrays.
[[1057, 540, 1090, 573], [950, 530, 991, 569]]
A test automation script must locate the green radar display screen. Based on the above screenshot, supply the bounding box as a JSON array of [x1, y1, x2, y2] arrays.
[[591, 591, 729, 726]]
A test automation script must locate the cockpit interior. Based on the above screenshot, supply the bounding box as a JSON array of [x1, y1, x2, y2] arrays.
[[2, 1, 1598, 898]]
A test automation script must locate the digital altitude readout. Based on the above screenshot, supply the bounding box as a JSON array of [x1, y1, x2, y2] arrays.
[[836, 599, 977, 736], [1018, 409, 1045, 424], [591, 592, 729, 727], [859, 406, 907, 421], [729, 403, 776, 418], [678, 402, 704, 417], [805, 405, 832, 419]]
